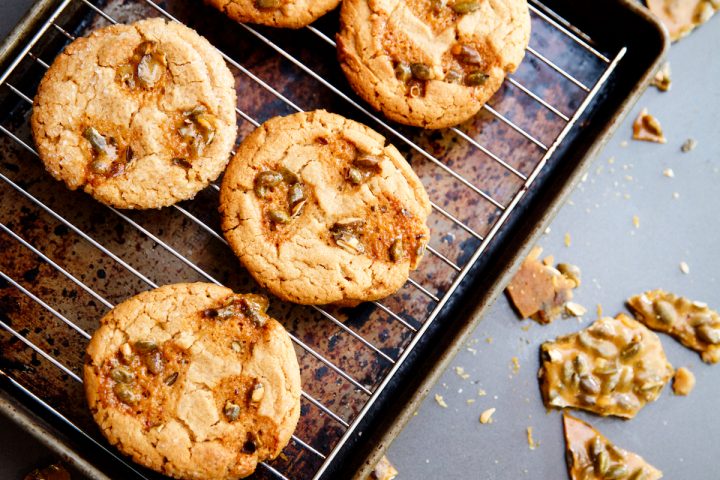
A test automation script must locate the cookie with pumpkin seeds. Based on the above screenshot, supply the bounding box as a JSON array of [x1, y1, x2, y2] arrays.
[[84, 283, 301, 480], [337, 0, 531, 129], [219, 110, 431, 306], [206, 0, 341, 28], [31, 18, 237, 209]]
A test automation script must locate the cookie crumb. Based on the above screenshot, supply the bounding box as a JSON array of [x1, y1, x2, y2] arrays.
[[564, 233, 571, 247], [454, 366, 470, 380], [679, 261, 690, 274], [480, 407, 496, 424], [596, 304, 603, 318], [632, 215, 640, 229], [526, 426, 537, 450], [466, 398, 476, 405], [368, 456, 398, 480], [478, 388, 487, 397], [544, 226, 551, 235], [565, 302, 587, 317], [672, 367, 696, 396], [632, 108, 667, 144], [681, 138, 697, 152], [663, 168, 675, 178], [650, 61, 672, 91], [434, 394, 448, 408], [511, 357, 520, 374]]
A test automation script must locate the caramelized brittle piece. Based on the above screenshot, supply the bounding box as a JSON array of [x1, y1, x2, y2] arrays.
[[506, 246, 579, 324], [645, 0, 718, 42], [367, 455, 399, 480], [650, 62, 672, 92], [540, 314, 674, 418], [23, 462, 71, 480], [563, 414, 663, 480], [632, 108, 666, 144], [628, 289, 720, 364]]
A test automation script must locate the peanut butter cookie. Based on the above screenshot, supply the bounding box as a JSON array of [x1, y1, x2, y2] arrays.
[[84, 283, 301, 479], [206, 0, 341, 28], [337, 0, 531, 129], [219, 110, 431, 306], [31, 18, 237, 209]]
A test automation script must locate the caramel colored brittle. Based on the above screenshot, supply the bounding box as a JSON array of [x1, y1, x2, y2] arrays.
[[506, 246, 580, 324], [627, 289, 720, 364], [563, 414, 663, 480], [632, 108, 666, 144], [368, 456, 398, 480], [540, 314, 674, 418]]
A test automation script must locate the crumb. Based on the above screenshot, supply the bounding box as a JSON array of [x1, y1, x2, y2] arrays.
[[454, 366, 470, 380], [526, 427, 537, 450], [650, 61, 672, 91], [663, 168, 675, 178], [681, 138, 697, 153], [679, 261, 690, 274], [368, 456, 398, 480], [580, 172, 588, 183], [596, 304, 603, 318], [521, 324, 531, 332], [672, 367, 696, 396], [632, 108, 667, 143], [466, 398, 476, 405], [480, 407, 496, 424], [434, 394, 448, 408], [466, 347, 477, 355], [486, 337, 494, 344], [620, 140, 628, 147], [478, 389, 487, 397], [565, 302, 587, 317], [672, 192, 680, 199], [632, 215, 640, 229], [544, 226, 551, 235], [608, 156, 616, 164], [564, 233, 571, 247], [511, 357, 520, 374]]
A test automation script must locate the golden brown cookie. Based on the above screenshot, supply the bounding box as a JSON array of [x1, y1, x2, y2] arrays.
[[337, 0, 531, 129], [219, 110, 431, 306], [206, 0, 342, 28], [84, 283, 301, 480], [31, 18, 237, 209]]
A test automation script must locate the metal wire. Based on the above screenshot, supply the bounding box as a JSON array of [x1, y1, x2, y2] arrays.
[[0, 0, 624, 478]]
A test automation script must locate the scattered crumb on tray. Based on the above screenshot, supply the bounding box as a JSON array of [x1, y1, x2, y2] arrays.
[[632, 215, 641, 229], [564, 233, 572, 247], [663, 168, 675, 178], [680, 261, 690, 274], [632, 108, 667, 144], [681, 138, 697, 152], [526, 426, 538, 450], [478, 388, 487, 397], [565, 302, 587, 317], [650, 61, 672, 91], [480, 407, 496, 424], [368, 455, 399, 480], [511, 356, 520, 374], [454, 366, 470, 380], [673, 367, 696, 396], [434, 393, 448, 408]]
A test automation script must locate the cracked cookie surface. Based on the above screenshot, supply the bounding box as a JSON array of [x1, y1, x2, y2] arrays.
[[206, 0, 341, 28], [337, 0, 531, 129], [219, 110, 431, 306], [31, 18, 237, 209], [84, 283, 301, 480]]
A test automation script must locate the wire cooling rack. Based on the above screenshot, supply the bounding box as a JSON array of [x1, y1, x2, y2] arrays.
[[0, 0, 625, 478]]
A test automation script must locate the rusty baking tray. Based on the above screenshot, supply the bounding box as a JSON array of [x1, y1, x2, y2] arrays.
[[0, 0, 667, 478]]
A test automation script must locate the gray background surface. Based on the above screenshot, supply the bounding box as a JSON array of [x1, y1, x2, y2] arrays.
[[1, 2, 719, 479]]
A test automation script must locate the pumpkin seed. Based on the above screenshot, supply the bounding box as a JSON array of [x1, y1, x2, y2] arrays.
[[389, 238, 404, 262], [557, 263, 581, 286], [580, 375, 601, 395], [696, 324, 720, 344], [144, 351, 164, 375], [83, 127, 117, 163], [594, 358, 619, 376], [603, 371, 620, 393], [172, 157, 192, 169], [594, 450, 610, 476], [224, 401, 240, 421], [451, 0, 481, 14], [251, 382, 265, 402], [415, 240, 427, 258], [231, 341, 242, 352], [110, 367, 134, 384], [605, 464, 629, 479], [653, 299, 677, 325], [589, 322, 616, 339], [164, 372, 179, 386], [607, 443, 627, 460], [628, 468, 647, 480], [355, 154, 381, 169], [335, 233, 365, 254], [254, 171, 283, 198], [621, 340, 642, 359], [453, 44, 483, 65], [332, 218, 365, 234], [113, 383, 139, 405], [256, 0, 280, 8], [279, 167, 299, 184], [578, 394, 596, 406], [269, 209, 290, 224], [134, 340, 157, 353], [445, 69, 463, 84], [573, 354, 590, 375], [288, 183, 306, 209], [410, 63, 433, 81], [347, 167, 365, 185], [137, 50, 166, 88], [430, 0, 447, 13], [618, 366, 635, 389], [561, 360, 574, 385], [394, 62, 412, 82], [465, 71, 489, 86]]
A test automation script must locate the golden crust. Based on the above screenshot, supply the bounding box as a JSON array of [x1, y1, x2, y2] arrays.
[[206, 0, 341, 28]]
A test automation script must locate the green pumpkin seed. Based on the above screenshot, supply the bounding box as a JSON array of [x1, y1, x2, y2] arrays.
[[696, 324, 720, 344], [332, 219, 365, 235], [354, 154, 381, 169], [451, 0, 481, 14], [110, 367, 134, 384], [279, 167, 299, 184], [84, 127, 115, 156], [579, 375, 601, 395], [288, 183, 306, 209], [465, 71, 489, 86], [410, 63, 433, 81], [621, 340, 642, 359], [224, 401, 241, 421], [389, 238, 404, 262], [256, 0, 280, 8], [144, 351, 164, 375], [134, 340, 158, 353], [164, 372, 179, 386], [268, 209, 290, 224], [113, 383, 140, 405], [605, 464, 629, 479], [347, 167, 365, 185], [454, 45, 483, 65], [335, 233, 365, 254], [254, 171, 283, 198], [394, 62, 412, 82], [557, 263, 581, 286], [653, 299, 677, 325]]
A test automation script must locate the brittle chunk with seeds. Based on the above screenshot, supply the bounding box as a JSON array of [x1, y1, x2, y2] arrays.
[[645, 0, 718, 42], [627, 289, 720, 364], [632, 108, 666, 144], [563, 414, 663, 480], [539, 314, 673, 418], [506, 246, 580, 324]]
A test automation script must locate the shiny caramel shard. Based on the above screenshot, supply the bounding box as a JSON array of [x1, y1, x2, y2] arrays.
[[632, 108, 666, 144], [506, 246, 579, 324], [628, 289, 720, 364], [368, 456, 398, 480], [563, 414, 663, 480], [539, 314, 674, 418], [646, 0, 719, 42]]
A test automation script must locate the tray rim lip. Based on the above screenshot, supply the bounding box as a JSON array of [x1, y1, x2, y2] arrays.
[[0, 0, 670, 478]]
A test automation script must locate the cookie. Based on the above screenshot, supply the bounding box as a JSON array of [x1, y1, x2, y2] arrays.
[[219, 110, 431, 306], [206, 0, 342, 29], [337, 0, 531, 129], [31, 18, 237, 209], [84, 283, 301, 480]]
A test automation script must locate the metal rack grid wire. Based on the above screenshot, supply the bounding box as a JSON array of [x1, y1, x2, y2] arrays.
[[0, 0, 626, 478]]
